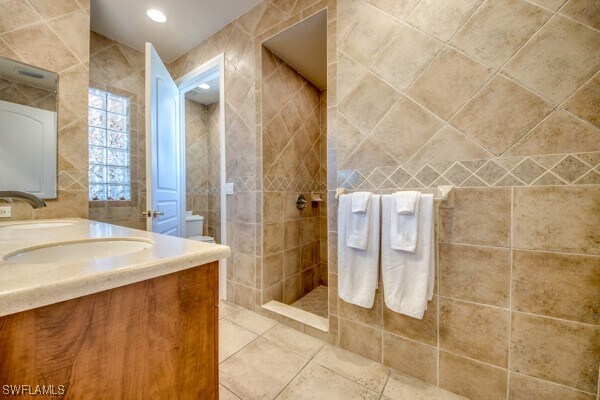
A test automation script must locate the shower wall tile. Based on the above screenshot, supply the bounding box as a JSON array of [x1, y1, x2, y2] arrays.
[[503, 15, 600, 104], [441, 187, 511, 247], [510, 312, 600, 393], [560, 0, 599, 30], [407, 48, 493, 121], [512, 250, 600, 325], [439, 351, 508, 400], [339, 318, 382, 363], [383, 296, 438, 347], [439, 243, 510, 307], [383, 333, 437, 385], [439, 298, 510, 367], [508, 372, 596, 400], [513, 186, 600, 255], [338, 290, 383, 329], [450, 75, 553, 156], [406, 0, 483, 42], [450, 0, 551, 70], [260, 45, 327, 305]]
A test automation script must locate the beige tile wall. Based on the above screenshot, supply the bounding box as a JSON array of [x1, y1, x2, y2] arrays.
[[118, 0, 600, 398], [261, 46, 327, 305], [88, 32, 147, 230], [184, 98, 209, 224], [170, 0, 335, 311], [329, 0, 600, 398], [0, 77, 56, 111], [206, 101, 222, 242], [0, 0, 90, 219]]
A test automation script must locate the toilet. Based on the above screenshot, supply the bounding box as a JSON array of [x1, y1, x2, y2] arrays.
[[185, 211, 215, 244]]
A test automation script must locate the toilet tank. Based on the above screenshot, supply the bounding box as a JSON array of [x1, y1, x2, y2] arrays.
[[185, 214, 204, 238]]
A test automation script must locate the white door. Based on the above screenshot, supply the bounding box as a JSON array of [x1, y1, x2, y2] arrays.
[[0, 101, 56, 198], [145, 43, 182, 235]]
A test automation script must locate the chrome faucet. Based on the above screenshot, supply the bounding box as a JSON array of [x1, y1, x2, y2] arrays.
[[0, 191, 47, 209]]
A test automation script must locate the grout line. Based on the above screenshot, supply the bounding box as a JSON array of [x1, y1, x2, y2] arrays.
[[379, 369, 391, 398], [510, 370, 599, 397], [218, 333, 261, 365], [436, 202, 441, 387], [521, 0, 561, 13], [500, 107, 559, 157], [507, 186, 514, 400], [340, 0, 598, 170], [405, 0, 423, 20], [439, 347, 508, 372], [271, 356, 312, 399], [400, 0, 491, 98], [437, 293, 600, 328], [22, 0, 88, 68], [438, 240, 600, 259]]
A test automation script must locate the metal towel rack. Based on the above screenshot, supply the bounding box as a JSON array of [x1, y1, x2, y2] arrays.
[[335, 186, 455, 207]]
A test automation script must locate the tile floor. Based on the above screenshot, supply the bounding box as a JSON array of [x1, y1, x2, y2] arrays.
[[219, 300, 466, 400], [291, 285, 329, 318]]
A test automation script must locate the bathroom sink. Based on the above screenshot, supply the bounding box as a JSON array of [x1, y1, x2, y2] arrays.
[[0, 221, 76, 230], [4, 239, 153, 264]]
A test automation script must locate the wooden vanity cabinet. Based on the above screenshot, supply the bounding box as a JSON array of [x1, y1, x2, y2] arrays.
[[0, 262, 219, 400]]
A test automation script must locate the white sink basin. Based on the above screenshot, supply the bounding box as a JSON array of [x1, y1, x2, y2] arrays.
[[1, 221, 76, 230], [4, 239, 154, 264]]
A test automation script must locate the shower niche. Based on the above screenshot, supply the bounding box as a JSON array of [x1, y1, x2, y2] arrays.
[[260, 10, 329, 328]]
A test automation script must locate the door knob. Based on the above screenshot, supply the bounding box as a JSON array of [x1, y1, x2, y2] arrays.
[[152, 210, 164, 218], [141, 210, 151, 217]]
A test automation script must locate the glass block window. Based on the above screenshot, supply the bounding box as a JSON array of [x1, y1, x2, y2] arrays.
[[88, 88, 131, 201]]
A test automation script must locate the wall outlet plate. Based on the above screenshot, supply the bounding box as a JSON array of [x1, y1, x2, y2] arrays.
[[225, 182, 234, 195], [0, 206, 11, 218]]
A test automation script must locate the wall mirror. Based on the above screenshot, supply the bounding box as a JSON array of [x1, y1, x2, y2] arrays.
[[0, 56, 58, 199]]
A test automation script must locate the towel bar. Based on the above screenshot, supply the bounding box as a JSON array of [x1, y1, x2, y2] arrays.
[[335, 186, 454, 205]]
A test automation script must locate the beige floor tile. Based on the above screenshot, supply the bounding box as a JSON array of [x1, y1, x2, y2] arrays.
[[263, 324, 325, 358], [219, 319, 258, 363], [220, 338, 308, 400], [220, 384, 241, 400], [227, 308, 278, 335], [312, 344, 389, 393], [384, 372, 466, 400], [276, 362, 380, 400], [220, 300, 244, 319]]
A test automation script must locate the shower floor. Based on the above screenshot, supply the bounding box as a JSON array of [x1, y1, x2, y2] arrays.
[[291, 285, 328, 318]]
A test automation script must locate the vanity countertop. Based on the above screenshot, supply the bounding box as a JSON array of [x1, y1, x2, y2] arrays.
[[0, 218, 230, 317]]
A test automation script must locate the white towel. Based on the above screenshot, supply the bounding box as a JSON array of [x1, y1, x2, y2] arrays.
[[395, 191, 420, 214], [351, 191, 372, 213], [382, 194, 435, 319], [338, 194, 381, 308], [390, 193, 420, 252], [345, 192, 373, 250]]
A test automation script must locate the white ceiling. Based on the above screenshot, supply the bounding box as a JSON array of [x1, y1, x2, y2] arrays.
[[263, 10, 327, 90], [185, 73, 220, 105], [91, 0, 262, 62]]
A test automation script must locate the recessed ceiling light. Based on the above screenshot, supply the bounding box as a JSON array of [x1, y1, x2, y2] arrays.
[[198, 83, 210, 90], [147, 9, 167, 23]]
